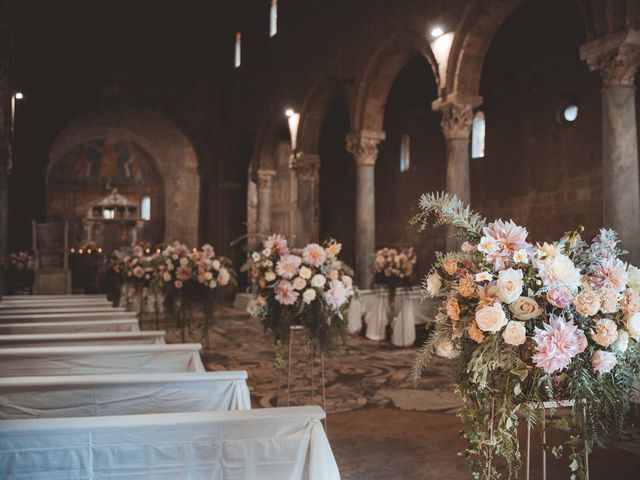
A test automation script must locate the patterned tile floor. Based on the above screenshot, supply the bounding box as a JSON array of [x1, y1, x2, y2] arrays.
[[152, 307, 640, 479]]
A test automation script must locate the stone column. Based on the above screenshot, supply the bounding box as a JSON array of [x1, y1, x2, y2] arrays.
[[581, 32, 640, 265], [292, 154, 320, 245], [256, 169, 276, 233], [346, 130, 385, 288], [433, 95, 477, 250]]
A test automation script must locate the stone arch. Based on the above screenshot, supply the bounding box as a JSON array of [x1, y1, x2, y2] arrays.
[[48, 106, 200, 246], [446, 0, 526, 98], [354, 30, 439, 132], [253, 108, 289, 172], [298, 76, 349, 155]]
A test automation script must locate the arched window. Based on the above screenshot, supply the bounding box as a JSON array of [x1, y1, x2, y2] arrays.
[[471, 111, 485, 159], [400, 134, 410, 172], [141, 195, 151, 221], [234, 32, 242, 68], [269, 0, 278, 37]]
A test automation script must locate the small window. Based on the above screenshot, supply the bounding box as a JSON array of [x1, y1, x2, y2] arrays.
[[561, 104, 578, 123], [269, 0, 278, 37], [141, 196, 151, 221], [471, 111, 485, 159], [234, 32, 242, 68], [400, 134, 410, 172], [103, 208, 115, 220]]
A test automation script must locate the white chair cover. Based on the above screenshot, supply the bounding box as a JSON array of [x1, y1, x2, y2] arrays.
[[0, 406, 340, 480], [0, 344, 205, 376], [0, 319, 140, 334], [346, 298, 362, 335], [0, 311, 138, 323], [0, 331, 165, 347], [0, 371, 251, 419], [391, 295, 416, 347], [365, 292, 389, 341]]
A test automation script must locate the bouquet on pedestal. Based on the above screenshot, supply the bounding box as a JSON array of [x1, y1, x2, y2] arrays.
[[247, 234, 356, 363], [412, 192, 640, 480], [153, 242, 235, 345], [1, 252, 35, 294]]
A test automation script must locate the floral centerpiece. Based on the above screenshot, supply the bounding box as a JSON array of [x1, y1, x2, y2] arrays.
[[373, 247, 417, 331], [412, 192, 640, 479], [1, 251, 35, 294], [247, 234, 356, 361], [122, 244, 160, 288], [153, 241, 235, 345]]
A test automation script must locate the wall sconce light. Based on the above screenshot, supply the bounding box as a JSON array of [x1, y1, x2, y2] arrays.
[[285, 108, 302, 167]]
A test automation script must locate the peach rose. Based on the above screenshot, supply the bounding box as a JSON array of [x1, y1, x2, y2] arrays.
[[475, 304, 507, 333], [509, 297, 542, 321]]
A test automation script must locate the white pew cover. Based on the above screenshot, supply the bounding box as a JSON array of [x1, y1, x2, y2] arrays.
[[0, 344, 205, 376], [0, 371, 251, 419], [0, 311, 138, 323], [0, 306, 125, 316], [0, 319, 140, 334], [0, 330, 165, 347], [0, 406, 340, 480]]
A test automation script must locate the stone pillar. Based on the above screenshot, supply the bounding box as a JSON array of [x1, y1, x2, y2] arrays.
[[256, 169, 276, 233], [581, 31, 640, 264], [292, 154, 320, 245], [433, 95, 477, 250], [346, 130, 385, 288]]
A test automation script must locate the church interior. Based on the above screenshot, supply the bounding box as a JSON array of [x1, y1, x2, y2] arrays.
[[2, 0, 640, 478]]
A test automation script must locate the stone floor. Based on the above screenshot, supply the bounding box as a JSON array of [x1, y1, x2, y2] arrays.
[[153, 307, 640, 479]]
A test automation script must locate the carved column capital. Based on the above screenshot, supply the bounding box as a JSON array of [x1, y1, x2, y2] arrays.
[[581, 30, 640, 87], [292, 154, 320, 180], [256, 169, 276, 191], [432, 92, 481, 140], [345, 130, 386, 166]]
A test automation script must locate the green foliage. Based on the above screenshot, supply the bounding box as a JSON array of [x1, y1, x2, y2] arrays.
[[412, 191, 486, 240]]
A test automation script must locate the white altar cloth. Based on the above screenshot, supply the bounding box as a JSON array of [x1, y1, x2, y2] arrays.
[[0, 343, 205, 376], [0, 371, 251, 419], [0, 311, 138, 323], [0, 319, 140, 334], [348, 288, 436, 346], [0, 406, 340, 480], [0, 330, 165, 347]]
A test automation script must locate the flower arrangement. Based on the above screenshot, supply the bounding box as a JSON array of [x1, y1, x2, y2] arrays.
[[1, 252, 35, 294], [247, 234, 356, 359], [373, 246, 417, 305], [122, 244, 160, 288], [412, 192, 640, 479], [153, 242, 235, 344]]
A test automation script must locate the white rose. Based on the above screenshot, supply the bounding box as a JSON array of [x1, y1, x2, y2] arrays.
[[262, 248, 272, 257], [209, 279, 217, 288], [613, 329, 629, 353], [293, 277, 307, 291], [302, 288, 317, 304], [476, 304, 507, 333], [502, 321, 527, 346], [435, 338, 459, 359], [163, 272, 172, 282], [204, 272, 213, 281], [251, 252, 261, 262], [218, 268, 230, 286], [265, 271, 276, 282], [509, 297, 541, 321], [426, 273, 442, 296], [626, 312, 640, 341], [311, 274, 326, 288], [496, 268, 524, 304], [628, 265, 640, 291], [212, 259, 221, 270], [591, 318, 618, 347], [299, 266, 312, 280]]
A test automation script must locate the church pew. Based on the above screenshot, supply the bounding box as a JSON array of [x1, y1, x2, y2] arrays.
[[0, 311, 138, 323], [0, 301, 115, 312], [0, 306, 125, 316], [0, 319, 140, 334], [0, 371, 251, 419], [0, 330, 166, 347], [0, 343, 205, 376], [0, 406, 340, 480], [2, 294, 107, 300]]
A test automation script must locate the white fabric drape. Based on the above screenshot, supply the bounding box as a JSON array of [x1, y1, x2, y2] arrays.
[[0, 371, 251, 419], [390, 295, 416, 347], [0, 344, 205, 376], [0, 319, 140, 334], [0, 331, 165, 347], [346, 297, 362, 335], [0, 406, 340, 480]]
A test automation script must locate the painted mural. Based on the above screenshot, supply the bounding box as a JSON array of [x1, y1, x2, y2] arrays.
[[49, 138, 159, 187]]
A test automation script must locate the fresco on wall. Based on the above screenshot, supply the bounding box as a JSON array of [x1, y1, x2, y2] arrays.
[[49, 138, 159, 187]]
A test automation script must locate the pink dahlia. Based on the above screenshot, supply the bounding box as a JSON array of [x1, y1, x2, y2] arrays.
[[532, 315, 587, 374], [275, 280, 299, 305], [546, 286, 573, 309], [264, 234, 289, 256], [589, 257, 628, 293], [481, 219, 529, 270], [323, 279, 349, 310], [591, 350, 617, 374], [303, 243, 327, 268], [275, 254, 302, 279]]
